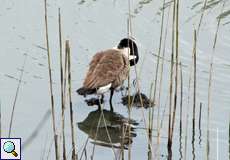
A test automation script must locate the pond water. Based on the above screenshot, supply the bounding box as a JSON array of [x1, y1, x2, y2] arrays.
[[0, 0, 230, 159]]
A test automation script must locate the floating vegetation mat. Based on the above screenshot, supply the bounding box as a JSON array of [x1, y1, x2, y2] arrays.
[[122, 92, 154, 108]]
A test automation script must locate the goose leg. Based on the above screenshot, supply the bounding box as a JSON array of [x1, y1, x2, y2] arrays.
[[97, 94, 104, 111], [101, 94, 104, 102], [109, 89, 114, 112], [97, 102, 102, 111]]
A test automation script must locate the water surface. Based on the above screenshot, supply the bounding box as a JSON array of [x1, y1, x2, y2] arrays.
[[0, 0, 230, 159]]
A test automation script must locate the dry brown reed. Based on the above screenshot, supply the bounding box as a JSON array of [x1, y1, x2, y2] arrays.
[[167, 0, 176, 151], [179, 61, 183, 160], [169, 0, 180, 144], [192, 29, 197, 136], [150, 0, 166, 128], [126, 1, 155, 159], [167, 0, 180, 153], [150, 1, 166, 156], [198, 102, 202, 145], [197, 0, 208, 35], [156, 4, 172, 159], [101, 111, 117, 158], [145, 0, 167, 158], [120, 123, 125, 160], [44, 0, 59, 159], [207, 1, 226, 159], [66, 40, 78, 160], [184, 28, 197, 160], [8, 54, 27, 137], [127, 1, 133, 159], [192, 30, 197, 160], [58, 8, 67, 160], [79, 137, 89, 160]]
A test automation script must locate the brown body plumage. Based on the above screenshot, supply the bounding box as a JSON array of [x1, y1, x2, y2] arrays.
[[83, 49, 129, 90]]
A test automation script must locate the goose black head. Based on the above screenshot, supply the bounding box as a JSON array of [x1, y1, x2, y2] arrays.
[[117, 38, 139, 66]]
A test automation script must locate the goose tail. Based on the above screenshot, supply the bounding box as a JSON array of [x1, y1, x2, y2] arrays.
[[76, 87, 96, 95]]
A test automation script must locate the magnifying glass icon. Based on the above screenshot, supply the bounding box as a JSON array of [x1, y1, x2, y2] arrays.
[[3, 141, 18, 157]]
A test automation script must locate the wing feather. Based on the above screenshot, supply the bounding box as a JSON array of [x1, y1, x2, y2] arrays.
[[83, 49, 126, 89]]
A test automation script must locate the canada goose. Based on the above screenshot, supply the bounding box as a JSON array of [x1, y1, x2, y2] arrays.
[[77, 38, 139, 111]]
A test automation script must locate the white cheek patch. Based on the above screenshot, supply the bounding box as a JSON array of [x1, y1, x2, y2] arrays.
[[122, 48, 130, 58], [118, 47, 136, 60], [97, 83, 112, 94], [129, 55, 137, 60]]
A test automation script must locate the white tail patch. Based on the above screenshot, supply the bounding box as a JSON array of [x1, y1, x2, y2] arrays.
[[97, 83, 112, 94]]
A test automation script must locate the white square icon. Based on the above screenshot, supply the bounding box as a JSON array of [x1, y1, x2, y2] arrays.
[[0, 138, 21, 160]]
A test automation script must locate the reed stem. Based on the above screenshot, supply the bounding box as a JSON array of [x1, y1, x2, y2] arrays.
[[170, 0, 180, 142], [192, 31, 197, 157], [66, 40, 78, 160], [58, 8, 67, 160], [197, 0, 208, 35], [198, 102, 202, 144], [192, 30, 197, 160], [179, 62, 183, 160], [156, 5, 172, 159], [127, 1, 132, 159], [8, 54, 27, 137], [167, 0, 176, 150], [207, 2, 225, 160], [44, 0, 59, 159]]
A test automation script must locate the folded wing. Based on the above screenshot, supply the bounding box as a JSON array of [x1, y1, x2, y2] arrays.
[[83, 49, 127, 89]]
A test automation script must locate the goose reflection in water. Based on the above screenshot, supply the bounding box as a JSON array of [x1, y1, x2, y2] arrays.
[[78, 109, 138, 149]]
